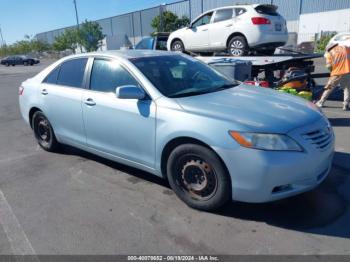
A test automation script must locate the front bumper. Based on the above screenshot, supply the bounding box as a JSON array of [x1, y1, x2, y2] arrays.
[[215, 118, 334, 203]]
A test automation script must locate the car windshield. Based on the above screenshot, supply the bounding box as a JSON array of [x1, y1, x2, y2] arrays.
[[130, 55, 239, 98]]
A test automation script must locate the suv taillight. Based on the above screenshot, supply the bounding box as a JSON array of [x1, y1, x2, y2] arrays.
[[251, 17, 271, 25], [19, 86, 24, 96]]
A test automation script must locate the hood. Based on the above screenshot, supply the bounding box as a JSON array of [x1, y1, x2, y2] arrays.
[[175, 85, 323, 133], [170, 27, 187, 37]]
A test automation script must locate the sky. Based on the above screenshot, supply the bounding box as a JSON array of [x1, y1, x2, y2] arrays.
[[0, 0, 179, 44]]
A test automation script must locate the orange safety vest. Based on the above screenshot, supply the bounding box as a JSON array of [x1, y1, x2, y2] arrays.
[[325, 45, 350, 76]]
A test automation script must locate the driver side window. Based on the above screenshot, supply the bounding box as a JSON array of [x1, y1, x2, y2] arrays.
[[192, 12, 213, 28], [90, 58, 140, 93]]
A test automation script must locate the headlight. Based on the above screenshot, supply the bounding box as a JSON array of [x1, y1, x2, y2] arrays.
[[229, 131, 303, 151]]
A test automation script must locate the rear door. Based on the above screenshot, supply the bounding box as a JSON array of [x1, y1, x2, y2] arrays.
[[209, 8, 234, 49], [41, 58, 88, 145]]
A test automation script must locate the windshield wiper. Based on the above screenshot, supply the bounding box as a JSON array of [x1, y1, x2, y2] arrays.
[[214, 83, 239, 91], [169, 90, 212, 98], [168, 83, 239, 98]]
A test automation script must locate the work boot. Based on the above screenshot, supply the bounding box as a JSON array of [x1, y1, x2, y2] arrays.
[[343, 104, 349, 111]]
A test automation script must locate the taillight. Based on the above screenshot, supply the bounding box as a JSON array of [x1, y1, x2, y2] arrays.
[[19, 86, 24, 96], [251, 17, 271, 25]]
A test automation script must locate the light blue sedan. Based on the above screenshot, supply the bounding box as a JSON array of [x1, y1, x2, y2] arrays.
[[19, 50, 334, 211]]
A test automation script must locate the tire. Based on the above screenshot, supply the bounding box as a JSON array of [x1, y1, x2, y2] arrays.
[[171, 40, 185, 52], [228, 36, 248, 57], [12, 64, 15, 66], [5, 63, 9, 67], [166, 144, 231, 211], [32, 111, 59, 152], [24, 61, 28, 66]]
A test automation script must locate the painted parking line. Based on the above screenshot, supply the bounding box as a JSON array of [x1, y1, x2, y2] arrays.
[[0, 190, 38, 260]]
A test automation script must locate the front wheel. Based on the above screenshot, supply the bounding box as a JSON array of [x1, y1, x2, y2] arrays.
[[228, 36, 248, 56], [167, 144, 231, 211], [171, 40, 185, 52], [32, 111, 59, 152]]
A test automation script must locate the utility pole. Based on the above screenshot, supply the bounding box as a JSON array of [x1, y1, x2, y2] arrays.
[[73, 0, 82, 52], [73, 0, 80, 29], [0, 25, 5, 47]]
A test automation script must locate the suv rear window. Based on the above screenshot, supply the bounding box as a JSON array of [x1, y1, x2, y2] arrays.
[[255, 5, 278, 16]]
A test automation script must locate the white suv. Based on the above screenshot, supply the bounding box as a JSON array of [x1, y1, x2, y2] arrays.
[[167, 4, 288, 56]]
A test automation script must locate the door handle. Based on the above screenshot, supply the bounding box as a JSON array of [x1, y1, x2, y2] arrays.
[[225, 24, 233, 27], [41, 89, 48, 95], [202, 28, 208, 31], [84, 98, 96, 106]]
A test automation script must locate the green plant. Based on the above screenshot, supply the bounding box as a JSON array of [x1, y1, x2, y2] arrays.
[[315, 33, 337, 53], [151, 11, 190, 33], [77, 20, 104, 52], [53, 28, 79, 53], [0, 35, 51, 57]]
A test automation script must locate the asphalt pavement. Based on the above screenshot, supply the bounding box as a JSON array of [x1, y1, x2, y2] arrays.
[[0, 60, 349, 255]]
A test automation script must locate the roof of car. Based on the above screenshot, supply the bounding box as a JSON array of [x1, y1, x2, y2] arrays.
[[69, 50, 177, 60]]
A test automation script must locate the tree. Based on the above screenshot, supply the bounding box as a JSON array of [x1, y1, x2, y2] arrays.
[[316, 33, 337, 53], [53, 28, 79, 53], [151, 11, 190, 33], [77, 20, 104, 52]]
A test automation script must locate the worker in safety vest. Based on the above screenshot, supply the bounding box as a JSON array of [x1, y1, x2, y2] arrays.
[[316, 43, 350, 111]]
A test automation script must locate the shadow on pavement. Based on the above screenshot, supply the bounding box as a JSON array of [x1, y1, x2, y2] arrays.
[[59, 145, 350, 239]]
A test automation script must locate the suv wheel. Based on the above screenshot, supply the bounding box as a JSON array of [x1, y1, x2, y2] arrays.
[[171, 40, 185, 52], [167, 144, 231, 211], [32, 111, 59, 152], [228, 36, 248, 56]]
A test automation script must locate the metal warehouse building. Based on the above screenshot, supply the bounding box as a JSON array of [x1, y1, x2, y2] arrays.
[[35, 0, 350, 48]]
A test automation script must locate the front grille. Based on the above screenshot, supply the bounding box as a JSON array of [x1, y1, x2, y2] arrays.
[[302, 126, 333, 150]]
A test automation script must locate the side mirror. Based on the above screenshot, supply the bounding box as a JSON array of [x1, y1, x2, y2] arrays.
[[116, 85, 146, 100]]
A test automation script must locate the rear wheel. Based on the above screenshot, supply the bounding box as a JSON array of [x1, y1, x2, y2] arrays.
[[171, 40, 185, 52], [167, 144, 231, 211], [228, 36, 248, 56], [32, 111, 59, 152]]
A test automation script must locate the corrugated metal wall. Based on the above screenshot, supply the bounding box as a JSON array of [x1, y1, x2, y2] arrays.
[[35, 0, 350, 47], [301, 0, 350, 14], [272, 0, 301, 21], [166, 0, 190, 18]]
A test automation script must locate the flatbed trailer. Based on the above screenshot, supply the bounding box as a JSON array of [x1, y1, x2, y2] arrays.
[[196, 53, 329, 89]]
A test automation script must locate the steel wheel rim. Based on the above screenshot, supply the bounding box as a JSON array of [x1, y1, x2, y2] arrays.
[[36, 117, 51, 145], [176, 155, 218, 201]]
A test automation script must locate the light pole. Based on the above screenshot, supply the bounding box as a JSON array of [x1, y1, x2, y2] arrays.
[[0, 25, 5, 47], [73, 0, 82, 52]]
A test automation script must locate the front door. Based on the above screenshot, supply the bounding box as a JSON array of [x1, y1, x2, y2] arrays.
[[82, 58, 156, 168], [186, 12, 213, 50]]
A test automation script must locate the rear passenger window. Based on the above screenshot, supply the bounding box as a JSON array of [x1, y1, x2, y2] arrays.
[[213, 9, 233, 23], [235, 8, 246, 16], [57, 58, 88, 88], [90, 59, 139, 93], [43, 66, 60, 84]]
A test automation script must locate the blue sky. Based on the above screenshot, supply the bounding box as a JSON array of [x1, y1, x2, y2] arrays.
[[0, 0, 179, 44]]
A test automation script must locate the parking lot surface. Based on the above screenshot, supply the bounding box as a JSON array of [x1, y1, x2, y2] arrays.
[[0, 60, 349, 255]]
